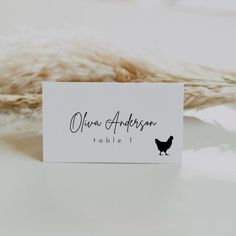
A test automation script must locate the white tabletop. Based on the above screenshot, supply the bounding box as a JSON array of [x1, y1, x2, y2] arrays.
[[0, 106, 236, 236]]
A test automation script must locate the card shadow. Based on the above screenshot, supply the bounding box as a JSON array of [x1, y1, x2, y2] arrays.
[[184, 116, 236, 152]]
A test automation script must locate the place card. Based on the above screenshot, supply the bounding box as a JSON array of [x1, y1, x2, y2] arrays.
[[43, 82, 183, 163]]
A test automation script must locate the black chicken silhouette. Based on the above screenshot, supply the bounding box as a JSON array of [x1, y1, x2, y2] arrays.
[[155, 136, 173, 156]]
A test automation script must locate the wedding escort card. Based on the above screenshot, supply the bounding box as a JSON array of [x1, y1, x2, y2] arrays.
[[43, 82, 183, 163]]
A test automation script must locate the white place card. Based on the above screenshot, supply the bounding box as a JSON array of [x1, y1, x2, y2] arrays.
[[43, 82, 183, 163]]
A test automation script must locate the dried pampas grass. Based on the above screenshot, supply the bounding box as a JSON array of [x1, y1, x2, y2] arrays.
[[0, 30, 236, 135]]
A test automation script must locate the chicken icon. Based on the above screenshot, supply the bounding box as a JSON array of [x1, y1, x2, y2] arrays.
[[155, 136, 173, 156]]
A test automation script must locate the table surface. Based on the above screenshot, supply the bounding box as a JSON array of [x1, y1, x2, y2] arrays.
[[0, 105, 236, 236]]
